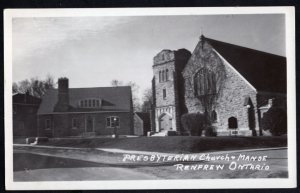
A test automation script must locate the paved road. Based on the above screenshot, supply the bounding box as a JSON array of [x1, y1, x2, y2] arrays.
[[13, 147, 288, 181]]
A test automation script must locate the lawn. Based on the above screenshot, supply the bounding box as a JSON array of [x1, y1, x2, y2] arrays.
[[21, 136, 287, 153]]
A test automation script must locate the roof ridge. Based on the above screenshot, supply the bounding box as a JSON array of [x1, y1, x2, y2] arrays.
[[205, 37, 286, 58], [50, 86, 131, 90]]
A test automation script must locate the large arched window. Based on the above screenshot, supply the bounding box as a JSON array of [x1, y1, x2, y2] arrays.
[[194, 68, 217, 97]]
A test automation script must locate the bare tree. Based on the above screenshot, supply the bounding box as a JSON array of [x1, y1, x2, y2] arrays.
[[111, 79, 141, 112], [111, 79, 123, 87], [13, 75, 56, 98], [126, 81, 141, 112], [12, 82, 19, 94], [141, 88, 152, 112]]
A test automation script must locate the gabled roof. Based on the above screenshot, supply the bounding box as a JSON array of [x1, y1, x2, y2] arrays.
[[205, 37, 286, 93], [38, 86, 132, 115], [135, 112, 150, 126]]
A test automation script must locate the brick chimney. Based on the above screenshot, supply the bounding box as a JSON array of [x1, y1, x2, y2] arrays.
[[54, 77, 69, 112]]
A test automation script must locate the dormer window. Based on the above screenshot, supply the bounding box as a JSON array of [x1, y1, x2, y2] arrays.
[[79, 98, 102, 108]]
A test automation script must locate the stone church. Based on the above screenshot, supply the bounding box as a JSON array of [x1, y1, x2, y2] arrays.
[[151, 35, 286, 136]]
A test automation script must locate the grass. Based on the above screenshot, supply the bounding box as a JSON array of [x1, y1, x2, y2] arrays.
[[24, 136, 288, 153]]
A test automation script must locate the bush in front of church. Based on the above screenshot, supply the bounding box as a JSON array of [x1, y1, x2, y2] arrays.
[[261, 107, 287, 136], [181, 113, 207, 136], [204, 126, 217, 137]]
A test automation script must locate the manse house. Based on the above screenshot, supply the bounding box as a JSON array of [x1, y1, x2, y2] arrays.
[[152, 35, 286, 136], [37, 78, 133, 137]]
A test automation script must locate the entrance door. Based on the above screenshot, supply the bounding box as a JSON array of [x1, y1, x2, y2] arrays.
[[228, 117, 238, 129], [86, 116, 94, 132], [159, 113, 172, 131]]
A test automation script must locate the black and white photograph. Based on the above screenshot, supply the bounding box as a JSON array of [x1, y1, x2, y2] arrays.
[[4, 7, 296, 190]]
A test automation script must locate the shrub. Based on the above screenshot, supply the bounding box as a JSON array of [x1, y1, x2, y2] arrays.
[[261, 107, 287, 136], [204, 126, 217, 137], [181, 113, 207, 136]]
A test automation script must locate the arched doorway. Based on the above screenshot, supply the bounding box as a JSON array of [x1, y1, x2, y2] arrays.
[[159, 113, 172, 131], [228, 117, 238, 129]]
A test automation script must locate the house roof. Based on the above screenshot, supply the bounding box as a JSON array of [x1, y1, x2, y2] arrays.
[[205, 37, 286, 93], [13, 93, 41, 105], [135, 112, 150, 126], [37, 86, 132, 115]]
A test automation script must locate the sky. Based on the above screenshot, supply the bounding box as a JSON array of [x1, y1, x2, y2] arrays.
[[12, 14, 285, 101]]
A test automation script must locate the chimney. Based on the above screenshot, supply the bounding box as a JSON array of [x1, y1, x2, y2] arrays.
[[54, 77, 69, 112]]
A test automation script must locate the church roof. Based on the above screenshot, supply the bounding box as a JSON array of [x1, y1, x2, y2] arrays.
[[205, 37, 286, 93], [37, 86, 132, 115]]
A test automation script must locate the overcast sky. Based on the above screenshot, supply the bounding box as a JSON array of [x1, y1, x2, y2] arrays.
[[12, 14, 285, 100]]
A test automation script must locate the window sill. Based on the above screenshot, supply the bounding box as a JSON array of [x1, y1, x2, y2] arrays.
[[106, 126, 120, 129]]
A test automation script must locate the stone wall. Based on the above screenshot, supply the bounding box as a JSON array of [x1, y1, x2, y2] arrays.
[[153, 50, 177, 131], [182, 38, 259, 135], [152, 49, 191, 133]]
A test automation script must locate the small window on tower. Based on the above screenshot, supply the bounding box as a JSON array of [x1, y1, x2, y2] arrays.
[[159, 71, 162, 82], [166, 69, 169, 81], [163, 88, 166, 99]]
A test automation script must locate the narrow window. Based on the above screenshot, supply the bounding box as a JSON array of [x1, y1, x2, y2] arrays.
[[106, 117, 111, 127], [72, 118, 78, 128], [114, 117, 120, 127], [166, 69, 169, 81], [45, 119, 51, 129], [93, 99, 96, 107], [163, 88, 166, 99], [80, 100, 84, 107], [162, 70, 165, 82], [88, 99, 91, 107], [96, 100, 100, 107], [84, 100, 88, 107], [159, 71, 161, 82], [211, 110, 217, 123]]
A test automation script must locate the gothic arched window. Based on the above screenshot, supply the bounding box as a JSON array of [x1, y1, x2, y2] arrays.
[[211, 110, 217, 122], [194, 68, 217, 97], [166, 69, 169, 81]]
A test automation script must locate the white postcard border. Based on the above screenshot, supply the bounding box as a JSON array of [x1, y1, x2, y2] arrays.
[[4, 7, 296, 190]]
